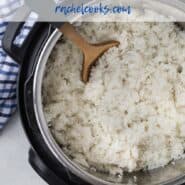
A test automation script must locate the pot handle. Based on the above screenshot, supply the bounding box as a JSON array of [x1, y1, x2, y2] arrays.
[[29, 149, 87, 185], [2, 5, 41, 64], [29, 149, 68, 185]]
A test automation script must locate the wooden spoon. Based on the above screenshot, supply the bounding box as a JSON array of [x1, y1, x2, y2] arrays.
[[60, 23, 120, 83]]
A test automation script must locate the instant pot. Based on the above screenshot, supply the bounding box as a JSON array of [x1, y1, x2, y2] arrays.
[[3, 0, 185, 185]]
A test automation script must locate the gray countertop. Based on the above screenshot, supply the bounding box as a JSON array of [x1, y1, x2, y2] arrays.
[[0, 112, 46, 185]]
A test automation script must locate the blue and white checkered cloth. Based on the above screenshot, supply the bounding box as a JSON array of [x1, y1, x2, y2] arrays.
[[0, 0, 36, 130]]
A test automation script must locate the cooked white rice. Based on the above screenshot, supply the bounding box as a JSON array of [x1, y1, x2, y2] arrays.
[[42, 22, 185, 175]]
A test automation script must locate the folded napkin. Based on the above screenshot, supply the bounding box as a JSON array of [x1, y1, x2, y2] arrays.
[[0, 0, 36, 130]]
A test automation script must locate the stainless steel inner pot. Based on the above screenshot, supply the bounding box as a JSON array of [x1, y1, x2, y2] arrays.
[[33, 0, 185, 184]]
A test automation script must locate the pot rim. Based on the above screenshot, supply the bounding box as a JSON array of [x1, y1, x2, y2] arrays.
[[33, 1, 185, 185]]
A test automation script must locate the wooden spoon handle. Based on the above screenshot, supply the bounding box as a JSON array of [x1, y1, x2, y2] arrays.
[[59, 23, 89, 52]]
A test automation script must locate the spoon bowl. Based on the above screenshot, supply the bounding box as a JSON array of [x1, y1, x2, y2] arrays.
[[60, 23, 120, 83]]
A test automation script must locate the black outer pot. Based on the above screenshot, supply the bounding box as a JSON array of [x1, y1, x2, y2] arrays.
[[3, 21, 185, 185], [2, 22, 89, 185]]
